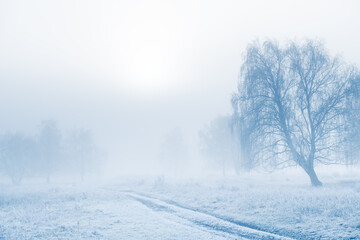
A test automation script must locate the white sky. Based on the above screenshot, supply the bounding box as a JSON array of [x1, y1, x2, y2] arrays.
[[0, 0, 359, 172]]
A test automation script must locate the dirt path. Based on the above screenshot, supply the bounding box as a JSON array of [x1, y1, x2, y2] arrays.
[[104, 188, 294, 240], [1, 185, 239, 239]]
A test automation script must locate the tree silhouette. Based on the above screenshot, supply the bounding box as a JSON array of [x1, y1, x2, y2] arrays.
[[232, 40, 359, 186]]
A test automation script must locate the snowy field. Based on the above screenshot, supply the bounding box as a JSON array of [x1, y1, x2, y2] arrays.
[[1, 167, 360, 239]]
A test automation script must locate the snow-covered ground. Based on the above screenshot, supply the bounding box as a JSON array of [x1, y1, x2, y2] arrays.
[[1, 166, 360, 239], [0, 184, 238, 240], [137, 167, 360, 239]]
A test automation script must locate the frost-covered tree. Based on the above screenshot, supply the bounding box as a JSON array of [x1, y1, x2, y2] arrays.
[[344, 74, 360, 165], [199, 115, 236, 175], [159, 128, 188, 174], [0, 133, 37, 184], [232, 40, 359, 186], [66, 128, 94, 181], [231, 112, 259, 172], [38, 120, 61, 183]]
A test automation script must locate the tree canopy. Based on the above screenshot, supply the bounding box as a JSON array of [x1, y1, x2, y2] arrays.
[[232, 40, 360, 186]]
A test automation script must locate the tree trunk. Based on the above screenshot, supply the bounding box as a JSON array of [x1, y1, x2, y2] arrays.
[[81, 168, 84, 182], [303, 165, 322, 187], [46, 174, 50, 184], [222, 159, 226, 176], [46, 157, 51, 184], [80, 155, 85, 182]]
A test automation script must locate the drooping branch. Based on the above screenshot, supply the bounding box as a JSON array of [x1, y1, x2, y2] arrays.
[[232, 39, 359, 186]]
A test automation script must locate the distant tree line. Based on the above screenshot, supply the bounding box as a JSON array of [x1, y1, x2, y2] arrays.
[[0, 120, 101, 184], [200, 39, 360, 186]]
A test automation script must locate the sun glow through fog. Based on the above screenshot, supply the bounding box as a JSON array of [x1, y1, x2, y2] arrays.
[[113, 1, 185, 95]]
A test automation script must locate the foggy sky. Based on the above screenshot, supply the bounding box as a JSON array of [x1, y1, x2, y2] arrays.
[[0, 0, 359, 174]]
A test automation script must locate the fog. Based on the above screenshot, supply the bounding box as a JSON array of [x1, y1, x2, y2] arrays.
[[1, 0, 360, 179], [2, 1, 360, 239]]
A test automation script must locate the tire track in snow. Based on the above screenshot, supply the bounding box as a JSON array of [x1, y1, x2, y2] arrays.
[[104, 188, 294, 240]]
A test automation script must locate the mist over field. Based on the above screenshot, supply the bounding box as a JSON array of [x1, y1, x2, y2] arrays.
[[1, 0, 360, 239]]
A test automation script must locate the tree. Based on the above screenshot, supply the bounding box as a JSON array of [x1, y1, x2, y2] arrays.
[[232, 40, 359, 186], [0, 133, 37, 184], [66, 128, 94, 181], [344, 73, 360, 165], [159, 128, 188, 175], [38, 120, 61, 183], [199, 115, 236, 175], [230, 113, 259, 172]]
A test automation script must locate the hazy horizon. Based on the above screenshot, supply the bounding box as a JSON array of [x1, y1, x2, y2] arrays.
[[1, 0, 359, 174]]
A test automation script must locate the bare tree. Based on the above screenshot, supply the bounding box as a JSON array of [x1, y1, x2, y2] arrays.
[[344, 73, 360, 165], [38, 120, 61, 184], [230, 112, 259, 172], [232, 40, 359, 186], [159, 128, 188, 175], [0, 133, 37, 184], [199, 115, 235, 176], [67, 128, 94, 182]]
